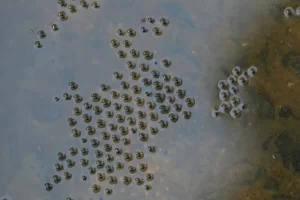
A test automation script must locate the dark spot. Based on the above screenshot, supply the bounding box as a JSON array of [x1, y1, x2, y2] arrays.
[[54, 97, 60, 101], [275, 130, 300, 174], [263, 136, 273, 150], [164, 151, 168, 155], [255, 93, 274, 118], [264, 177, 279, 191], [154, 61, 158, 65], [282, 51, 300, 70], [255, 167, 267, 180], [279, 106, 292, 119]]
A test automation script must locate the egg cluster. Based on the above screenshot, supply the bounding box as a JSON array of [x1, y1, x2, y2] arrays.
[[212, 66, 258, 119], [284, 6, 300, 17], [39, 5, 196, 197]]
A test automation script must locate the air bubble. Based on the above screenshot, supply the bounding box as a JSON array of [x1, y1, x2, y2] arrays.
[[147, 101, 156, 110], [101, 98, 111, 107], [113, 103, 122, 111], [73, 107, 82, 116], [140, 26, 148, 33], [182, 111, 192, 119], [64, 172, 72, 180], [217, 80, 227, 90], [34, 41, 43, 49], [117, 29, 125, 36], [160, 18, 169, 26], [167, 95, 175, 104], [168, 113, 178, 123], [229, 85, 239, 95], [67, 117, 77, 127], [88, 167, 97, 175], [117, 50, 127, 58], [115, 148, 123, 155], [218, 101, 231, 113], [37, 30, 47, 39], [92, 184, 101, 193], [219, 90, 229, 101], [113, 71, 123, 80], [162, 74, 171, 82], [122, 176, 132, 185], [82, 113, 92, 123], [90, 139, 100, 147], [104, 144, 112, 152], [145, 185, 152, 191], [120, 81, 130, 89], [139, 133, 148, 142], [152, 27, 162, 36], [106, 154, 114, 162], [230, 108, 241, 119], [57, 0, 67, 7], [124, 105, 134, 115], [127, 28, 136, 37], [83, 102, 92, 110], [159, 104, 170, 114], [50, 23, 59, 31], [147, 17, 155, 23], [130, 71, 140, 80], [128, 166, 136, 174], [284, 7, 295, 17], [106, 165, 114, 173], [55, 163, 64, 171], [112, 134, 120, 143], [45, 183, 53, 191], [92, 106, 102, 115], [53, 175, 61, 184], [80, 158, 89, 167], [212, 109, 221, 118], [227, 75, 237, 85], [159, 120, 168, 128], [229, 96, 240, 107], [151, 70, 160, 78], [100, 84, 110, 92], [139, 63, 149, 72], [105, 188, 113, 195], [149, 112, 158, 121], [143, 50, 153, 60], [95, 150, 103, 158], [86, 126, 96, 135], [97, 173, 106, 181], [135, 177, 144, 185], [148, 146, 156, 153], [162, 59, 171, 68], [123, 40, 132, 48], [66, 159, 75, 168], [172, 77, 182, 87], [146, 173, 154, 181], [237, 75, 248, 86], [139, 163, 148, 172], [57, 11, 68, 21], [90, 93, 101, 102], [247, 66, 258, 77], [73, 94, 83, 103], [138, 121, 147, 130], [96, 160, 105, 169], [63, 93, 72, 101], [108, 123, 118, 131], [130, 49, 140, 58], [135, 97, 145, 107], [126, 61, 135, 69], [80, 148, 89, 156], [296, 7, 300, 16], [80, 0, 89, 9], [164, 85, 174, 93], [153, 81, 163, 90], [232, 66, 241, 76], [119, 126, 128, 135], [68, 147, 78, 156], [123, 153, 133, 162], [105, 111, 114, 118], [91, 1, 100, 9], [132, 85, 142, 94], [110, 39, 120, 48], [150, 127, 158, 135]]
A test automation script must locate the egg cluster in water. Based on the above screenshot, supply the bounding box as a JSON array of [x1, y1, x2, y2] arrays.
[[212, 66, 258, 119], [37, 1, 195, 198], [284, 6, 300, 17]]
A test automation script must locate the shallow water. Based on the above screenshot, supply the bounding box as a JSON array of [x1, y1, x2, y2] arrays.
[[1, 0, 300, 200]]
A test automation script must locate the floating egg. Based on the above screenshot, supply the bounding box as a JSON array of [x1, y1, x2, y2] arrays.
[[247, 66, 258, 77], [284, 7, 295, 17]]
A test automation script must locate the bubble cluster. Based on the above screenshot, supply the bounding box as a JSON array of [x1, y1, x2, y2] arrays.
[[212, 66, 257, 119], [284, 6, 300, 17], [35, 3, 196, 197]]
